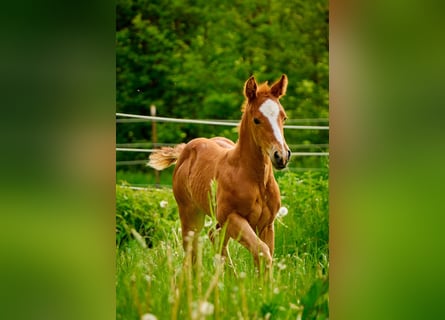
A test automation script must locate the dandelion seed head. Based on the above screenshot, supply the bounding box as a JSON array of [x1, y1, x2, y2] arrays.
[[141, 313, 157, 320], [159, 200, 168, 208], [199, 301, 214, 315], [204, 217, 213, 227], [277, 261, 287, 270], [277, 206, 288, 218], [289, 303, 299, 310], [213, 254, 224, 266]]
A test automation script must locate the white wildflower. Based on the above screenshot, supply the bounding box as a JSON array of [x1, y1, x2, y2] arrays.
[[199, 301, 214, 316], [141, 313, 157, 320], [277, 206, 288, 218], [204, 216, 213, 227], [239, 271, 246, 279], [159, 200, 168, 208], [213, 254, 224, 267], [277, 261, 287, 270]]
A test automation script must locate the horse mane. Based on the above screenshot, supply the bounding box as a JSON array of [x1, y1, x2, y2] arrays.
[[256, 82, 271, 95]]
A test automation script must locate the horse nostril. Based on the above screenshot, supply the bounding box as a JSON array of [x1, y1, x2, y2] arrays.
[[287, 150, 291, 160], [274, 151, 280, 159]]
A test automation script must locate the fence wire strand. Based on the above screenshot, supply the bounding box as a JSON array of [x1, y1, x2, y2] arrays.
[[116, 113, 329, 130]]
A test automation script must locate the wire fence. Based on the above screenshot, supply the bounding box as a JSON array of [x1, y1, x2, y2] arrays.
[[116, 112, 329, 168], [116, 147, 328, 156], [116, 113, 330, 130], [116, 142, 329, 149]]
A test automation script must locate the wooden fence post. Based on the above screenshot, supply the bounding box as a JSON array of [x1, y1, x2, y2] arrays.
[[150, 105, 160, 186]]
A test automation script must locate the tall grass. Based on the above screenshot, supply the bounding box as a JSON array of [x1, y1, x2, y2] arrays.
[[116, 169, 328, 319]]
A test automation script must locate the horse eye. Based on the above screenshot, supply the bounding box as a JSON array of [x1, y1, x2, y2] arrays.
[[283, 116, 288, 122], [253, 118, 261, 125]]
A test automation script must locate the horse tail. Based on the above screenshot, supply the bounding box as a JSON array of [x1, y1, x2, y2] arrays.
[[147, 143, 186, 171]]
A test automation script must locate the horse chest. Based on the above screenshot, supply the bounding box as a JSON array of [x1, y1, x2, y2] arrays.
[[251, 186, 280, 227], [215, 162, 281, 230], [224, 180, 279, 228]]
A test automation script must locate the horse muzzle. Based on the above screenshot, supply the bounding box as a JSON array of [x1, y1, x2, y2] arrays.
[[271, 148, 291, 170]]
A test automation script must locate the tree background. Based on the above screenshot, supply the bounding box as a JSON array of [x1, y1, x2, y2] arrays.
[[116, 0, 328, 173]]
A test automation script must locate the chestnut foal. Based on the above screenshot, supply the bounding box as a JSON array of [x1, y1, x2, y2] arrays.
[[148, 75, 291, 269]]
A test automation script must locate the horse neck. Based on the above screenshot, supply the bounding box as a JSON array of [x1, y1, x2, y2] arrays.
[[233, 114, 273, 183]]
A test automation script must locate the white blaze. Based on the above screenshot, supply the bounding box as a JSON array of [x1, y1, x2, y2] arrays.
[[259, 99, 284, 149]]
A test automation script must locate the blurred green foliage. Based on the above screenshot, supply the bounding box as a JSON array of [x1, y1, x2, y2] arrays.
[[116, 185, 177, 247], [276, 169, 329, 256], [116, 0, 329, 169]]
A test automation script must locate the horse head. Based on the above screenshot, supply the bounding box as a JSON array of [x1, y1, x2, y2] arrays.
[[243, 74, 291, 170]]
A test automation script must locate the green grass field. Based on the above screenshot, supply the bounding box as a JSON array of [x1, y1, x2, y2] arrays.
[[116, 169, 329, 319]]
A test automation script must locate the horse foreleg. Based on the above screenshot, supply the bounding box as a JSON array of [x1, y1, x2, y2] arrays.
[[259, 223, 274, 258], [225, 213, 272, 268]]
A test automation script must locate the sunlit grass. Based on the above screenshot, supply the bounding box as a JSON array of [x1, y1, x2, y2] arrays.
[[116, 169, 329, 319], [117, 241, 328, 319]]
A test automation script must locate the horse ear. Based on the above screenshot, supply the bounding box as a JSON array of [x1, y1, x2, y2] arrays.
[[244, 76, 257, 101], [271, 74, 288, 98]]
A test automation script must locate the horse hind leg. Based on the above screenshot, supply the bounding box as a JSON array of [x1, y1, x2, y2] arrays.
[[178, 204, 205, 264], [209, 223, 234, 255]]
